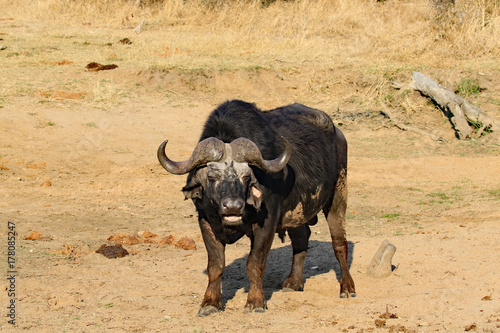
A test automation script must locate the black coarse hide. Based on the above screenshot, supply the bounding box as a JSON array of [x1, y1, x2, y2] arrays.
[[157, 100, 356, 316]]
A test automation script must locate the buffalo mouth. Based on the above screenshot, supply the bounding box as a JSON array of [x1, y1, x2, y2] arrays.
[[222, 215, 243, 225]]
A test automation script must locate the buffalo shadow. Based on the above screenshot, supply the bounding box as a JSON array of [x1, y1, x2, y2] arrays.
[[208, 240, 355, 307]]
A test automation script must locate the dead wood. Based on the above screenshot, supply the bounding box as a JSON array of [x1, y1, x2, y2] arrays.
[[85, 62, 118, 72], [409, 71, 499, 139], [379, 102, 443, 142], [367, 240, 396, 279]]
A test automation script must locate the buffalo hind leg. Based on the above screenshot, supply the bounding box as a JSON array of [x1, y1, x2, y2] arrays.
[[197, 218, 226, 316], [282, 223, 312, 291], [324, 168, 356, 298]]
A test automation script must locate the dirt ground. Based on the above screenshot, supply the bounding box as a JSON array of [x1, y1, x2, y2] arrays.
[[1, 21, 500, 333]]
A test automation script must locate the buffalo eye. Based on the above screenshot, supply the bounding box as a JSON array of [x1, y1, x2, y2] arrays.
[[240, 170, 252, 183]]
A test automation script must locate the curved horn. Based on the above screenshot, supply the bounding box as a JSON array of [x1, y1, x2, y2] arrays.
[[157, 137, 226, 175], [230, 136, 291, 173]]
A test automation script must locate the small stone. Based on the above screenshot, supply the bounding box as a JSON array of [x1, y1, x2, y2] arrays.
[[375, 319, 386, 327], [107, 234, 141, 246], [95, 244, 129, 259], [142, 231, 159, 243], [175, 237, 196, 250], [464, 324, 477, 331], [119, 38, 132, 44], [367, 240, 397, 278], [25, 230, 43, 240], [40, 180, 52, 187], [160, 235, 176, 245], [380, 312, 398, 319], [142, 231, 158, 238]]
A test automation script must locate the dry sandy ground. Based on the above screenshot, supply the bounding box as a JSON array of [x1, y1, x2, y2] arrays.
[[1, 22, 500, 333]]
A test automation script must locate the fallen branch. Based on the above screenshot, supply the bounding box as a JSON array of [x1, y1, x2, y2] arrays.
[[367, 240, 397, 279], [133, 18, 145, 34], [379, 103, 443, 142], [409, 71, 499, 139]]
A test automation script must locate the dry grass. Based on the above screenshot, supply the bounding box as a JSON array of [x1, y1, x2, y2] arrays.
[[1, 0, 498, 72], [1, 0, 498, 113]]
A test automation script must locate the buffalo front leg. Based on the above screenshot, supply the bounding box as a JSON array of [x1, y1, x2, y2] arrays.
[[197, 218, 226, 317], [244, 220, 277, 313], [282, 223, 311, 291], [324, 168, 356, 298]]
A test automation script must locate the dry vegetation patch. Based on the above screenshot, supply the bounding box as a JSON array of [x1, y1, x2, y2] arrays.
[[2, 0, 499, 70]]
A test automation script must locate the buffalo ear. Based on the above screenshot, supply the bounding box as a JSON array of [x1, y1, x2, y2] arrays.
[[182, 170, 205, 200], [246, 181, 263, 210]]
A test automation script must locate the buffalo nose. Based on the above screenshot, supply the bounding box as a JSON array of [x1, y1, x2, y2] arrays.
[[221, 198, 245, 214]]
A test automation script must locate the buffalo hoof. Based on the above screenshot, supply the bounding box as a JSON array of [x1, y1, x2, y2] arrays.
[[282, 277, 304, 291], [340, 291, 357, 298], [243, 306, 266, 314], [196, 305, 220, 317]]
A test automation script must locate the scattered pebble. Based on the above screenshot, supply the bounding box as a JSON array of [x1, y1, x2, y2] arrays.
[[86, 62, 118, 71], [380, 312, 398, 319], [375, 319, 386, 328], [464, 323, 477, 331], [175, 237, 197, 250], [106, 232, 196, 251], [107, 233, 141, 245], [25, 230, 43, 240], [51, 244, 84, 256], [40, 180, 52, 187], [119, 37, 132, 44], [96, 244, 129, 259], [159, 235, 176, 245]]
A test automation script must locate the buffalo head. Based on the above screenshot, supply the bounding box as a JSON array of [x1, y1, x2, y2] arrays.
[[158, 137, 291, 226]]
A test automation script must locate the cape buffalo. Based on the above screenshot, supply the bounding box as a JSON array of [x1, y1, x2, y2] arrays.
[[157, 100, 356, 316]]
